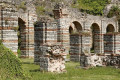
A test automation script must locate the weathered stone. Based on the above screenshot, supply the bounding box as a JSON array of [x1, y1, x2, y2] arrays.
[[39, 44, 66, 73], [80, 54, 120, 68]]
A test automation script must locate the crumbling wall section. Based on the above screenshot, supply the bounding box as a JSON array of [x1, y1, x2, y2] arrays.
[[80, 54, 120, 68], [39, 44, 66, 73]]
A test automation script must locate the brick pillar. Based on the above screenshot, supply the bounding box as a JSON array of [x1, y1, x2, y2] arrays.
[[100, 33, 104, 54]]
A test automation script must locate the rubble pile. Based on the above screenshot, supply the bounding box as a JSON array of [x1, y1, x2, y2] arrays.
[[80, 54, 120, 68], [39, 44, 66, 73], [103, 54, 120, 68]]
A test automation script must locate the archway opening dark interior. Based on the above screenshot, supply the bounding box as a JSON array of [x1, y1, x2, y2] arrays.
[[91, 23, 100, 53], [72, 21, 82, 33], [106, 24, 115, 33], [69, 26, 73, 34], [69, 21, 82, 61], [18, 17, 26, 57]]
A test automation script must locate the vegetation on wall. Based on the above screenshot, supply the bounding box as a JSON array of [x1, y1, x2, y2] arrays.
[[73, 0, 110, 15], [36, 6, 45, 16], [18, 1, 27, 11], [107, 6, 120, 18]]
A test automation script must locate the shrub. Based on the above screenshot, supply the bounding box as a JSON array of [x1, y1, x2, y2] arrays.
[[36, 6, 45, 16], [18, 1, 27, 11], [107, 6, 120, 18], [0, 44, 25, 79], [72, 0, 109, 15], [17, 49, 21, 58]]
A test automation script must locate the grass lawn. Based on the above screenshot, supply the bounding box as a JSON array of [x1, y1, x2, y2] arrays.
[[21, 58, 120, 80]]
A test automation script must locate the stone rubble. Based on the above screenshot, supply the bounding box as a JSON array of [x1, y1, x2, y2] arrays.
[[80, 54, 120, 68]]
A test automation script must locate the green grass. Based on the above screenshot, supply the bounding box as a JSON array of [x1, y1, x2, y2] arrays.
[[21, 58, 120, 80]]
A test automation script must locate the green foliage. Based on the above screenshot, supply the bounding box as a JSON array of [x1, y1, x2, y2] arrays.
[[18, 1, 27, 11], [73, 0, 109, 15], [0, 40, 2, 45], [17, 49, 21, 58], [36, 6, 45, 16], [0, 44, 25, 79], [107, 6, 120, 18]]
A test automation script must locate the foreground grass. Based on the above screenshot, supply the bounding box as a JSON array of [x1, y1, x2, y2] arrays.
[[21, 58, 120, 80]]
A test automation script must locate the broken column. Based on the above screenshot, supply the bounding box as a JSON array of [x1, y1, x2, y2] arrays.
[[39, 44, 66, 73], [80, 54, 103, 68]]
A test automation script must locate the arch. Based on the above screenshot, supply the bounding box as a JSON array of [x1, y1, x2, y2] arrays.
[[106, 24, 115, 33], [91, 23, 100, 31], [90, 23, 100, 53], [72, 21, 82, 33]]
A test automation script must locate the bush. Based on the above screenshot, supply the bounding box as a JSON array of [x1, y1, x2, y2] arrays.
[[0, 44, 25, 79], [18, 1, 27, 11], [107, 6, 120, 18], [73, 0, 109, 15], [17, 49, 21, 58], [36, 6, 45, 16]]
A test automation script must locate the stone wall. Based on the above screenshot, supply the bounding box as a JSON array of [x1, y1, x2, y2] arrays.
[[104, 33, 114, 54], [70, 34, 91, 62], [18, 2, 37, 58], [115, 34, 120, 54], [34, 21, 58, 62], [0, 3, 18, 55], [70, 34, 82, 61]]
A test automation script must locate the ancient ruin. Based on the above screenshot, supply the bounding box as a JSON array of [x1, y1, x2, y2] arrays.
[[80, 54, 120, 68], [0, 0, 120, 72]]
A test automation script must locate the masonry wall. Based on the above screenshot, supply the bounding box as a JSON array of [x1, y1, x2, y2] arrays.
[[70, 34, 82, 61], [18, 6, 37, 58], [70, 34, 91, 61], [115, 34, 120, 54], [104, 34, 114, 54], [0, 6, 18, 55], [34, 22, 57, 62], [94, 31, 101, 53]]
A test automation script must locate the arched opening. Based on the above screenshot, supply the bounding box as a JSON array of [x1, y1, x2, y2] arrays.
[[69, 21, 82, 61], [91, 23, 100, 53], [72, 21, 82, 33], [69, 26, 73, 34], [106, 24, 115, 33], [18, 17, 26, 57], [104, 24, 115, 54]]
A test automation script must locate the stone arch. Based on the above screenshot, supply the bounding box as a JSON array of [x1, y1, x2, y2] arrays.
[[72, 21, 82, 33], [90, 23, 100, 53], [69, 21, 83, 61], [106, 24, 115, 33], [104, 24, 115, 54]]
